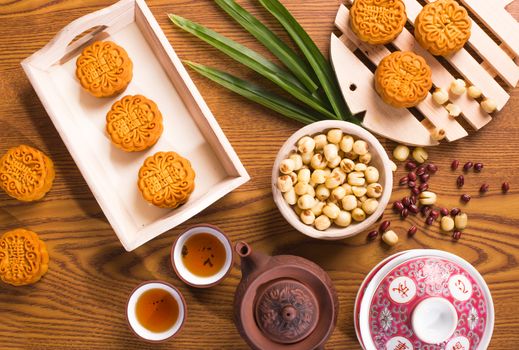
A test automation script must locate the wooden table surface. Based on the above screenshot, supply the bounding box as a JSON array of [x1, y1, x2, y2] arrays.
[[1, 0, 519, 349]]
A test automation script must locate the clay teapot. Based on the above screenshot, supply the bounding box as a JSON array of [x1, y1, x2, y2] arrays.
[[233, 241, 339, 350]]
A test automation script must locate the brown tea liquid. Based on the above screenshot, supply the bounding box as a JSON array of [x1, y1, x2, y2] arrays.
[[135, 288, 179, 333], [181, 233, 226, 277]]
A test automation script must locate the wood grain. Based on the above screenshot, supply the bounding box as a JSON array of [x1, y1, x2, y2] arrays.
[[1, 0, 519, 349]]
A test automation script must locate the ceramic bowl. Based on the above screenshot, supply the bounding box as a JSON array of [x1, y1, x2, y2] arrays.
[[126, 281, 186, 342], [272, 120, 393, 240], [171, 224, 233, 288], [356, 250, 494, 350]]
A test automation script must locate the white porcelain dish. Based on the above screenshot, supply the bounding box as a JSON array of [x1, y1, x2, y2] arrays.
[[272, 120, 393, 240]]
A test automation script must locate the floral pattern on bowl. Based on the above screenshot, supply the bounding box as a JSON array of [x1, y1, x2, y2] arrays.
[[368, 256, 488, 350]]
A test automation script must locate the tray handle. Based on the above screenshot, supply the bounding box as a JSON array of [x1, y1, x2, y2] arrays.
[[27, 0, 135, 68]]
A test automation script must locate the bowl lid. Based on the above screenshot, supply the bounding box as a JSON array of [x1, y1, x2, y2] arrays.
[[359, 250, 494, 350], [255, 279, 319, 344]]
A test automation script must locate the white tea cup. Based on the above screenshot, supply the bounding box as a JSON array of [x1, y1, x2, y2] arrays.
[[126, 281, 186, 342], [171, 224, 233, 288]]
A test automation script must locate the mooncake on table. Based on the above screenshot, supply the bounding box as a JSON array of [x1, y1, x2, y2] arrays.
[[0, 145, 55, 201], [0, 228, 49, 286], [76, 41, 133, 97], [138, 151, 195, 209], [106, 95, 164, 152], [375, 51, 432, 108]]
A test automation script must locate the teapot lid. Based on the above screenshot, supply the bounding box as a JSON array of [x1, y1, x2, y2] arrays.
[[255, 279, 319, 344]]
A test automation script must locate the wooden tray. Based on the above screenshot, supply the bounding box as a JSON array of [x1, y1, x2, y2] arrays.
[[331, 0, 519, 146], [21, 0, 249, 251]]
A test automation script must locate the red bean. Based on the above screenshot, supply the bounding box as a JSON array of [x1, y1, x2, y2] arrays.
[[416, 166, 426, 176], [393, 201, 404, 213], [461, 194, 471, 203], [420, 174, 430, 183], [408, 204, 419, 214], [408, 226, 418, 236], [502, 182, 510, 193], [463, 162, 473, 172], [479, 184, 489, 193], [452, 231, 462, 241], [421, 205, 432, 217], [451, 160, 460, 170], [450, 208, 461, 216], [379, 220, 391, 233], [405, 161, 417, 171], [367, 230, 379, 240], [427, 164, 438, 174], [456, 175, 465, 188]]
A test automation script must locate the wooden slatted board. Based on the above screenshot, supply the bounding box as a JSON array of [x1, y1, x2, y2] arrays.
[[331, 0, 519, 146]]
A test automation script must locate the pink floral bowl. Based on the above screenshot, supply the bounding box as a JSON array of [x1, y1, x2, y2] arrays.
[[355, 250, 494, 350]]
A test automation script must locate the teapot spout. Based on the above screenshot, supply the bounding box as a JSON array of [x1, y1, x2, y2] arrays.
[[235, 241, 269, 277]]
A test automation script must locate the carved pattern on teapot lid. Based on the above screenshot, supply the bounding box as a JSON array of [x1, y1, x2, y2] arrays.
[[255, 280, 319, 344]]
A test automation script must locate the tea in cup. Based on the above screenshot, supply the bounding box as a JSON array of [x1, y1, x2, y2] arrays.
[[127, 281, 186, 342], [171, 224, 233, 287]]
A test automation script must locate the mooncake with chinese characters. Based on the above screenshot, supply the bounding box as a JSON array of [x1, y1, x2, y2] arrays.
[[76, 41, 133, 97], [350, 0, 407, 45], [375, 51, 432, 108], [0, 145, 55, 201], [414, 0, 472, 57], [106, 95, 163, 152], [0, 229, 49, 286], [138, 152, 195, 208]]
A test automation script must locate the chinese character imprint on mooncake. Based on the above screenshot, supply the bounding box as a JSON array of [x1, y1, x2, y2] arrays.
[[350, 0, 407, 45], [414, 0, 472, 57], [0, 145, 55, 201], [138, 152, 195, 208], [375, 51, 432, 108], [106, 95, 164, 152], [76, 41, 133, 97], [0, 228, 49, 286]]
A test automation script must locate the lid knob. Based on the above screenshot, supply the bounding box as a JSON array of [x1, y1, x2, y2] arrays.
[[411, 297, 458, 344], [255, 280, 319, 344], [282, 305, 298, 322]]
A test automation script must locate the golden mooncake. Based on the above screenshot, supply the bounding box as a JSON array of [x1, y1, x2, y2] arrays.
[[138, 152, 195, 209], [106, 95, 163, 152], [0, 145, 55, 202], [414, 0, 472, 57], [350, 0, 407, 45], [76, 41, 133, 97], [0, 229, 49, 286], [375, 51, 432, 108]]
